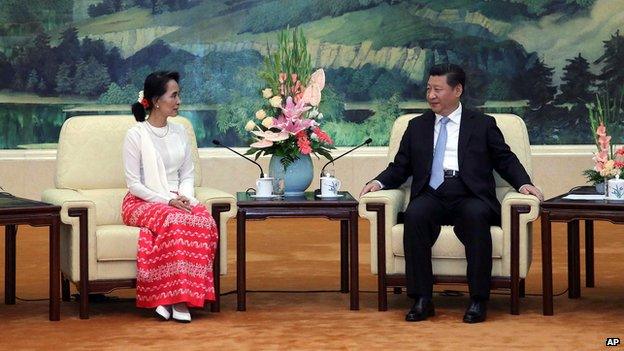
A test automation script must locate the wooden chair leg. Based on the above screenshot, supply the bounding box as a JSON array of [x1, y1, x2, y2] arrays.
[[393, 287, 402, 294], [61, 273, 71, 302], [519, 279, 526, 298], [210, 203, 229, 313], [367, 204, 388, 311]]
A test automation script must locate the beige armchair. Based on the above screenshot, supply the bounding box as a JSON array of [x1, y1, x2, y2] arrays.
[[42, 115, 236, 319], [359, 113, 540, 314]]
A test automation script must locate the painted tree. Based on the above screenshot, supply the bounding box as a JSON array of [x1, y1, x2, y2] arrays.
[[595, 30, 624, 91], [55, 27, 81, 74], [0, 52, 14, 89], [55, 63, 73, 94], [556, 53, 595, 104], [524, 58, 556, 109], [74, 57, 111, 97]]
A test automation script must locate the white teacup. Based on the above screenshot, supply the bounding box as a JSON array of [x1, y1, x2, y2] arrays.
[[256, 177, 274, 197], [320, 176, 341, 197]]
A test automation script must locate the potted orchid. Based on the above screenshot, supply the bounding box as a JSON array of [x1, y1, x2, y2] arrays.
[[244, 28, 335, 196]]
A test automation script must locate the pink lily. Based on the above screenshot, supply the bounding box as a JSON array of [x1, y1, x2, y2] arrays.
[[281, 96, 311, 120], [273, 114, 317, 135]]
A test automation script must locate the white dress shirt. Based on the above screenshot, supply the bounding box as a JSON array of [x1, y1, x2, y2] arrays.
[[123, 122, 197, 204], [434, 103, 462, 172]]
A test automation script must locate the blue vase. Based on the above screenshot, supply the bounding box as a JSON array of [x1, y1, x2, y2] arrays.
[[269, 153, 314, 196]]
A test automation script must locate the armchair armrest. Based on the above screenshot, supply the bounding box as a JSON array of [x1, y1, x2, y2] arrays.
[[195, 186, 237, 275], [500, 190, 541, 279], [358, 189, 406, 276], [358, 189, 405, 225], [501, 191, 540, 221], [42, 188, 98, 281]]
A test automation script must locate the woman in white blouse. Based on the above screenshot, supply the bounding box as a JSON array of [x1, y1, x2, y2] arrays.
[[122, 71, 218, 323]]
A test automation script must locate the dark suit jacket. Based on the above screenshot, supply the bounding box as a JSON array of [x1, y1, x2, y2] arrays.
[[375, 108, 532, 216]]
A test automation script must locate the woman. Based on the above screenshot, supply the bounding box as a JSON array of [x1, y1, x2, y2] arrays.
[[122, 71, 218, 322]]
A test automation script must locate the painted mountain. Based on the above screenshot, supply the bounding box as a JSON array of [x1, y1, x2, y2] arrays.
[[0, 0, 622, 148]]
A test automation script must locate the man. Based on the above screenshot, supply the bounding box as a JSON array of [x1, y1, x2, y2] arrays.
[[360, 64, 543, 323]]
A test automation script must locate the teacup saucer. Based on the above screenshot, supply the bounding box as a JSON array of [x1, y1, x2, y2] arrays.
[[315, 194, 344, 198]]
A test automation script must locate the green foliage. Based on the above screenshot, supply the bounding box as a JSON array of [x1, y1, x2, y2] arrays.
[[0, 0, 71, 35], [595, 30, 624, 91], [0, 52, 14, 88], [582, 169, 604, 185], [323, 120, 368, 147], [180, 50, 263, 104], [317, 86, 345, 123], [324, 94, 402, 147], [485, 78, 514, 101], [74, 57, 111, 97], [88, 0, 123, 18], [326, 65, 418, 102], [241, 0, 385, 34], [364, 94, 402, 146], [587, 88, 624, 147], [55, 64, 73, 94], [523, 58, 556, 109], [259, 27, 312, 97], [98, 83, 140, 104], [215, 95, 263, 140], [25, 70, 41, 92]]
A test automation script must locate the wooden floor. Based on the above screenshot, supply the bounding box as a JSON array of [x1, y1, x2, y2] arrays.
[[1, 218, 623, 350]]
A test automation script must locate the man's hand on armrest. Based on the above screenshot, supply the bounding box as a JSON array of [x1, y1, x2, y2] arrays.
[[360, 180, 383, 197], [519, 184, 544, 202]]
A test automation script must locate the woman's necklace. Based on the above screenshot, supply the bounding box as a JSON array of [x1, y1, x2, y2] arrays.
[[146, 121, 169, 138]]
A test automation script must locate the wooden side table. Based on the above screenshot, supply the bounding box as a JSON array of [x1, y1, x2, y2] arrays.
[[236, 191, 359, 311], [0, 193, 61, 321], [540, 186, 624, 316]]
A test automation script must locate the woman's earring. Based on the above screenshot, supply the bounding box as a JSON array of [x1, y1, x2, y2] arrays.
[[156, 105, 160, 109]]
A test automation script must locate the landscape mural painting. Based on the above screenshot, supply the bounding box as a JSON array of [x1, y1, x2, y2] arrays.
[[0, 0, 623, 149]]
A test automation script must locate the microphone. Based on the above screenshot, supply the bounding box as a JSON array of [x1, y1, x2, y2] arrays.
[[212, 140, 265, 178], [320, 138, 372, 176]]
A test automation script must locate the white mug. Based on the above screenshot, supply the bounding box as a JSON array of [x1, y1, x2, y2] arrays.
[[256, 177, 273, 197], [320, 176, 341, 197]]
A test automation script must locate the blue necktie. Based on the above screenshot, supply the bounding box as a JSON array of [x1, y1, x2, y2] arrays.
[[429, 117, 451, 189]]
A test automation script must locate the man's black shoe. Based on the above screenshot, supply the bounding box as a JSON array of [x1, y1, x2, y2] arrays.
[[405, 297, 435, 322], [463, 299, 487, 323]]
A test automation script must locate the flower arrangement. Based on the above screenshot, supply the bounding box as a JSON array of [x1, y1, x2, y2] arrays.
[[244, 28, 334, 168], [589, 123, 624, 178], [583, 91, 624, 185]]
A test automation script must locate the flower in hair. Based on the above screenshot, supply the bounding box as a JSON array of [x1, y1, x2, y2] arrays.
[[137, 90, 149, 109]]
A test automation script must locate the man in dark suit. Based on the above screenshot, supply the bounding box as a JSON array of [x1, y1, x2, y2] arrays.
[[360, 64, 543, 323]]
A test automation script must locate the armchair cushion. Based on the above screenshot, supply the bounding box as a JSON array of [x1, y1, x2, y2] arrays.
[[80, 189, 128, 226], [391, 225, 504, 259], [96, 225, 140, 261]]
